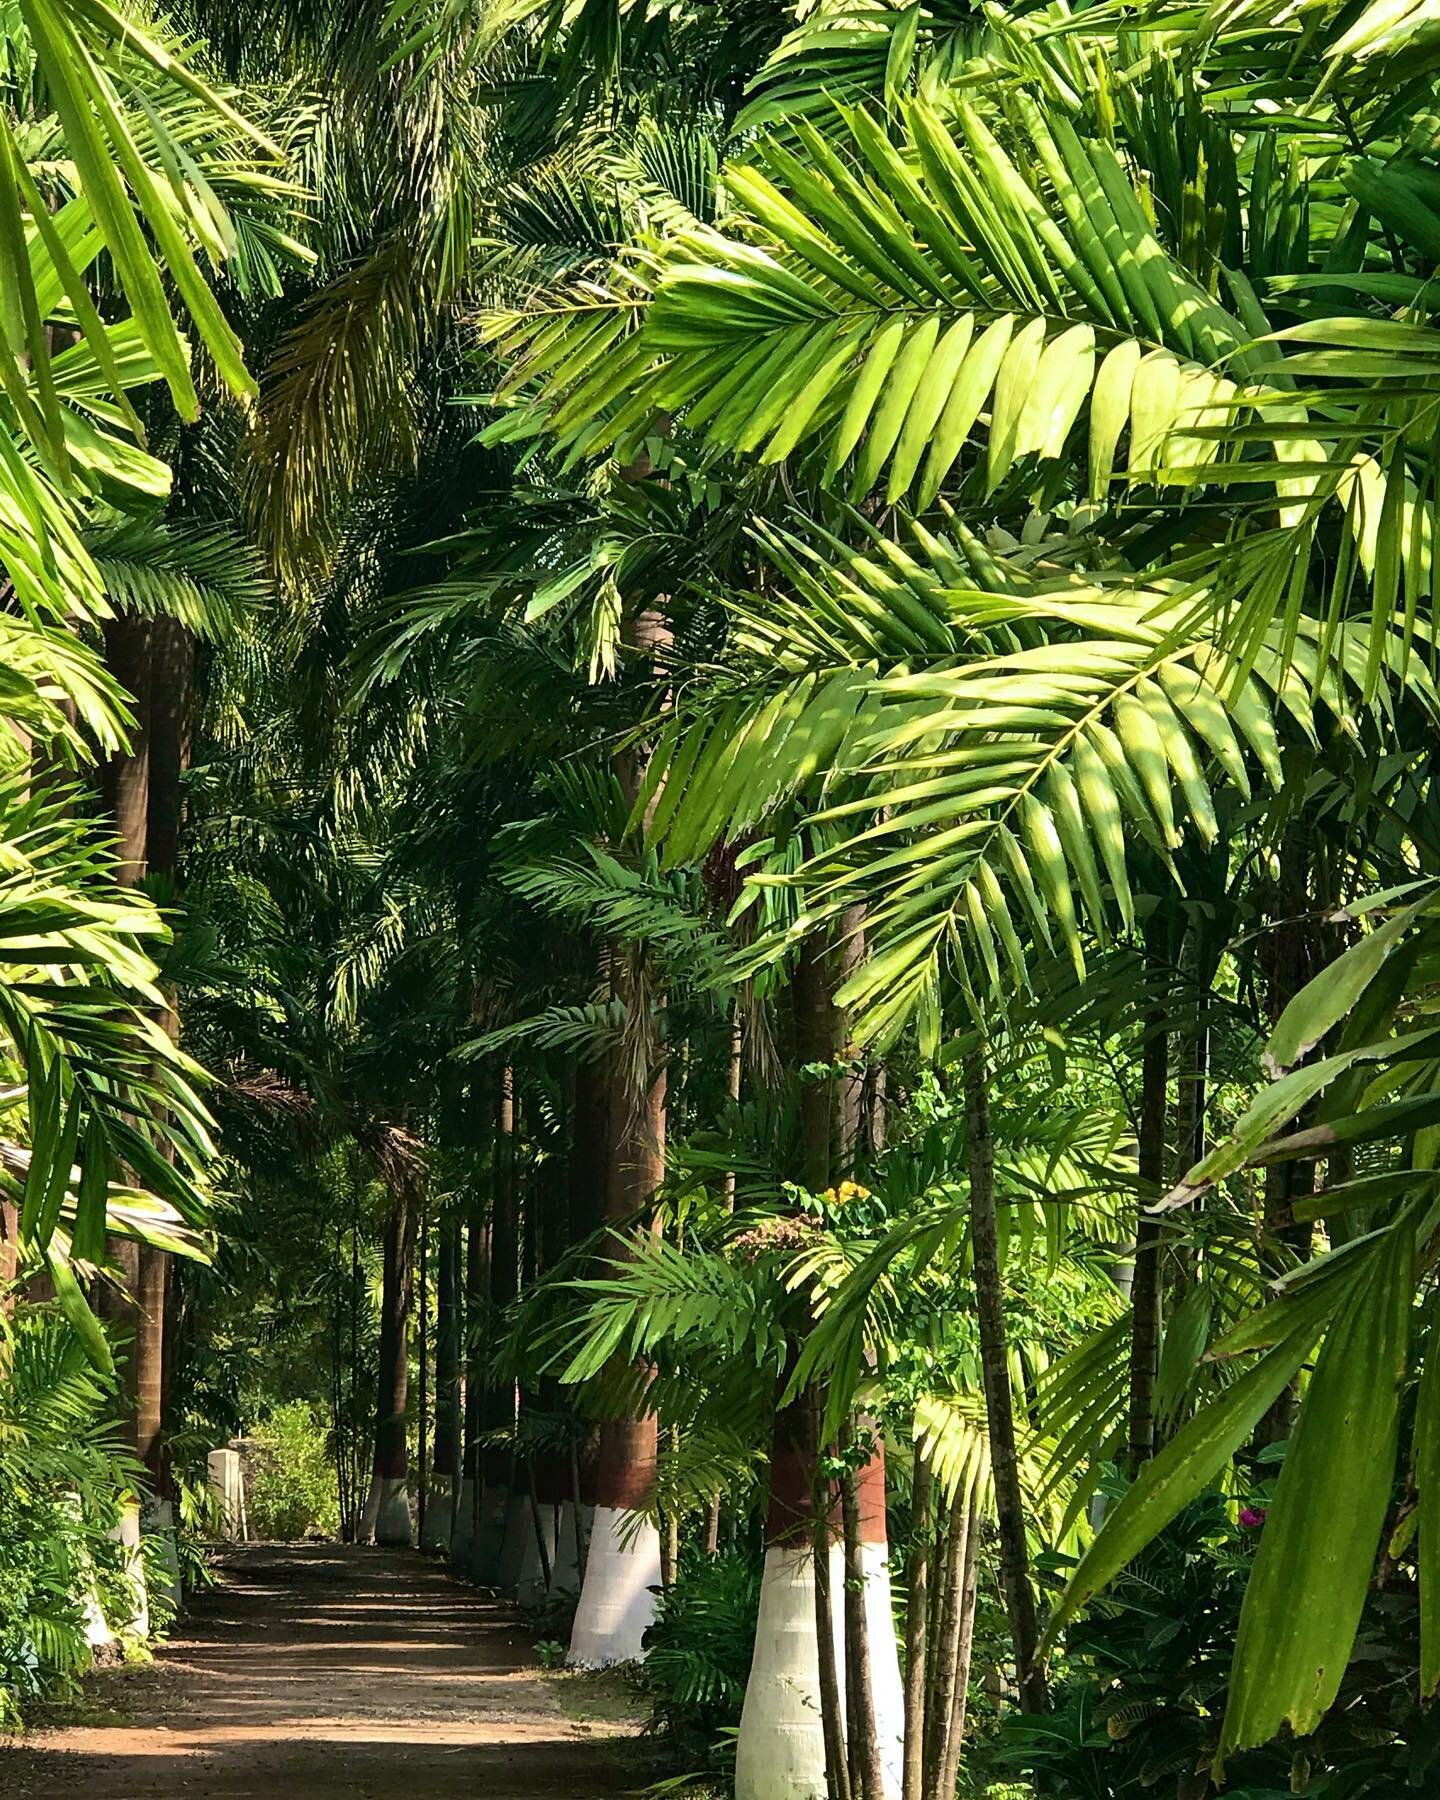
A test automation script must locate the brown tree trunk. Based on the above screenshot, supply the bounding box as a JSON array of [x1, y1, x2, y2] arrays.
[[1176, 998, 1208, 1178], [484, 1066, 520, 1474], [794, 923, 864, 1191], [470, 1067, 518, 1580], [140, 615, 192, 1493], [901, 1450, 931, 1800], [785, 1395, 848, 1800], [417, 1199, 429, 1543], [1127, 982, 1169, 1470], [566, 1051, 608, 1561], [923, 1490, 969, 1789], [723, 998, 743, 1208], [841, 1423, 885, 1800], [365, 1179, 418, 1544], [99, 611, 167, 1476], [0, 1198, 17, 1314], [134, 1246, 168, 1481], [962, 1048, 1045, 1714], [792, 922, 868, 1782], [590, 609, 670, 1515], [706, 1004, 744, 1555], [101, 613, 152, 889], [453, 1207, 488, 1568], [145, 615, 192, 884], [936, 1497, 982, 1800], [591, 1019, 663, 1511], [433, 1222, 461, 1504]]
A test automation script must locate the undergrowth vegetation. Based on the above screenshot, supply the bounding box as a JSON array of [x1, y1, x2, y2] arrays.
[[246, 1403, 342, 1543], [0, 1312, 142, 1726]]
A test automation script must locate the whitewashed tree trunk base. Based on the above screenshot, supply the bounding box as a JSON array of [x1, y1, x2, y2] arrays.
[[420, 1477, 454, 1553], [141, 1496, 183, 1613], [566, 1504, 661, 1667], [449, 1477, 477, 1566], [516, 1503, 559, 1608], [65, 1492, 113, 1648], [81, 1580, 113, 1650], [469, 1483, 509, 1584], [862, 1541, 905, 1798], [496, 1490, 532, 1592], [108, 1500, 149, 1639], [548, 1501, 590, 1597], [734, 1543, 904, 1800], [362, 1475, 413, 1547]]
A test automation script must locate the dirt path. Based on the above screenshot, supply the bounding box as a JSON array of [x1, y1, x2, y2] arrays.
[[1, 1543, 645, 1798]]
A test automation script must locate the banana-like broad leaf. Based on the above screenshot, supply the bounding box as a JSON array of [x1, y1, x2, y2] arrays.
[[1042, 1308, 1328, 1652], [1264, 884, 1440, 1074], [1218, 1218, 1414, 1761], [1416, 1294, 1440, 1698], [43, 1239, 111, 1374]]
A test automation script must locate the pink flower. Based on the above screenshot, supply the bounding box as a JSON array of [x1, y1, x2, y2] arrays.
[[1239, 1507, 1267, 1529]]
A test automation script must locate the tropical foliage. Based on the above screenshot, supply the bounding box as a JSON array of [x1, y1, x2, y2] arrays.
[[6, 0, 1440, 1795]]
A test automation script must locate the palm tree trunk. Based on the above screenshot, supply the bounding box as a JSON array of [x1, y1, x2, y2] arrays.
[[101, 612, 152, 888], [98, 610, 171, 1521], [936, 1497, 982, 1800], [962, 1048, 1046, 1715], [840, 1421, 885, 1800], [567, 1018, 665, 1665], [550, 1056, 608, 1597], [417, 1199, 429, 1546], [142, 615, 191, 1500], [924, 1503, 947, 1738], [363, 1180, 418, 1545], [1176, 994, 1208, 1177], [901, 1450, 931, 1800], [134, 1246, 168, 1480], [736, 1392, 850, 1800], [1127, 992, 1169, 1470], [452, 1207, 488, 1571], [1, 1198, 17, 1313], [760, 919, 904, 1797], [923, 1491, 968, 1789], [706, 1002, 745, 1556], [474, 1065, 518, 1583], [424, 1221, 461, 1552], [815, 1465, 852, 1800], [794, 922, 864, 1191], [145, 615, 192, 882], [723, 997, 743, 1208]]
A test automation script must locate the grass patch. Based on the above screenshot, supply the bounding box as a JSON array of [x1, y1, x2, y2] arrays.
[[546, 1661, 648, 1727]]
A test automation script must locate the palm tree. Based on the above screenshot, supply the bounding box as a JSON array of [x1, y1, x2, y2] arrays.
[[0, 0, 274, 1307], [473, 4, 1440, 1739]]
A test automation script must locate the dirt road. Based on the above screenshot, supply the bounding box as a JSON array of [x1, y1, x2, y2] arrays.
[[1, 1543, 644, 1798]]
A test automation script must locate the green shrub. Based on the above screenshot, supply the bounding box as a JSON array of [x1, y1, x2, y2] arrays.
[[0, 1481, 95, 1721], [641, 1549, 761, 1778], [246, 1401, 340, 1540], [0, 1308, 139, 1726], [996, 1494, 1429, 1798], [170, 1460, 224, 1594]]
